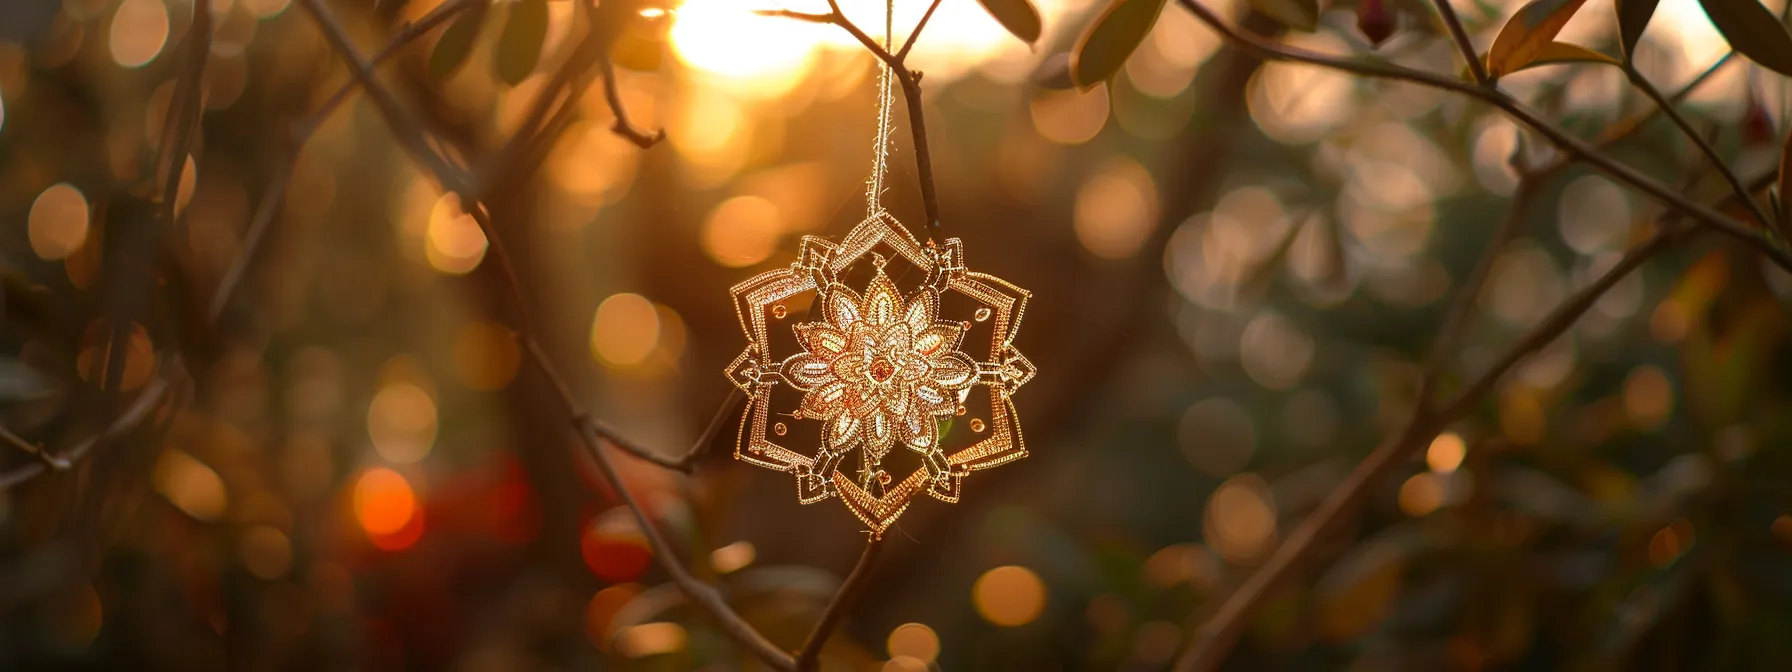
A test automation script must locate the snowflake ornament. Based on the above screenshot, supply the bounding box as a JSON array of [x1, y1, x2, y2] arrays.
[[726, 211, 1034, 537]]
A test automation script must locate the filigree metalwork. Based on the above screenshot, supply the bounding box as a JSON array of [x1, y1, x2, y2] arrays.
[[726, 211, 1034, 537]]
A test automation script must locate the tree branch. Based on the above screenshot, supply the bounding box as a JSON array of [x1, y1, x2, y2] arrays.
[[894, 0, 944, 62], [765, 4, 947, 243], [210, 0, 481, 324], [1623, 64, 1768, 227], [1173, 0, 1792, 272], [600, 55, 666, 148], [296, 3, 796, 667], [1428, 0, 1489, 86], [795, 536, 885, 672]]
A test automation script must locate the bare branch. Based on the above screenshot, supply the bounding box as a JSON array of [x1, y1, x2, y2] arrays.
[[296, 3, 795, 666], [0, 357, 180, 491], [1624, 64, 1770, 228], [1173, 0, 1792, 273], [895, 0, 944, 62], [600, 55, 667, 148], [210, 0, 482, 324], [796, 537, 885, 672]]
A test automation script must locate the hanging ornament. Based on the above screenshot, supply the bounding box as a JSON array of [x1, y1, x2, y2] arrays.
[[723, 4, 1035, 538]]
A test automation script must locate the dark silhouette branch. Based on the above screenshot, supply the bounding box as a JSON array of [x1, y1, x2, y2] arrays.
[[795, 536, 885, 672], [600, 55, 667, 148]]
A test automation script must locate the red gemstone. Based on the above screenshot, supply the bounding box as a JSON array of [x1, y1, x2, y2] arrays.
[[868, 357, 896, 382]]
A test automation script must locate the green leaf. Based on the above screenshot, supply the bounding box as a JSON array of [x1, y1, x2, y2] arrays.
[[1615, 0, 1660, 60], [975, 0, 1043, 44], [1249, 0, 1320, 31], [1485, 0, 1590, 79], [1071, 0, 1167, 89], [496, 0, 549, 86], [1699, 0, 1792, 76], [428, 6, 486, 82]]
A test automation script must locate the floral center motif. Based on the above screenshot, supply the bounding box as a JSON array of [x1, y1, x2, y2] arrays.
[[780, 265, 978, 462], [868, 356, 896, 382]]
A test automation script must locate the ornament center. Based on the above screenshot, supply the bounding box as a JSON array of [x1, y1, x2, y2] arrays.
[[868, 356, 896, 382]]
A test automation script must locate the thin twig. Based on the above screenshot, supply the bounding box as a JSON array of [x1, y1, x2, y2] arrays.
[[1172, 221, 1696, 672], [528, 340, 796, 669], [296, 3, 794, 667], [1416, 180, 1536, 403], [1429, 0, 1489, 86], [795, 536, 885, 672], [0, 357, 180, 491], [894, 0, 944, 62], [600, 55, 667, 148], [1624, 65, 1769, 227], [209, 0, 481, 324], [767, 4, 946, 243], [1172, 0, 1792, 272]]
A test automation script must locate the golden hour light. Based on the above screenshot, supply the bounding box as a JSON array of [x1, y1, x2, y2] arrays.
[[709, 540, 756, 574], [1205, 473, 1276, 564], [617, 622, 688, 658]]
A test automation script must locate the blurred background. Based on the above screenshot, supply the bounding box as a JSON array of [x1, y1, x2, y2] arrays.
[[4, 0, 1792, 668]]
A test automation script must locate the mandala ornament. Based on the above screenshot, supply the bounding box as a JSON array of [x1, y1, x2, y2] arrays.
[[726, 214, 1034, 537], [723, 7, 1033, 537]]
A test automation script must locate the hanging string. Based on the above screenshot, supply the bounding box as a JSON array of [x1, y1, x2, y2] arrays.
[[865, 0, 895, 217]]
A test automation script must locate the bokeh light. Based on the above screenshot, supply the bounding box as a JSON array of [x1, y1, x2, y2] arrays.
[[426, 193, 488, 274], [1205, 474, 1276, 564], [76, 322, 156, 392], [28, 183, 90, 260], [887, 622, 940, 662], [1426, 432, 1465, 473], [972, 565, 1046, 627], [701, 195, 782, 267], [709, 540, 755, 574], [1074, 157, 1157, 260], [1398, 472, 1443, 516], [109, 0, 170, 68], [1623, 365, 1673, 430], [590, 293, 661, 368], [354, 468, 417, 538], [367, 382, 438, 464], [616, 622, 687, 658], [154, 449, 229, 521], [582, 508, 652, 582], [584, 583, 642, 651]]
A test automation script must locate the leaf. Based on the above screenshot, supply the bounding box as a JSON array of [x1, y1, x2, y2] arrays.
[[1513, 41, 1619, 71], [1071, 0, 1167, 89], [1485, 0, 1591, 79], [428, 6, 486, 82], [975, 0, 1043, 44], [1699, 0, 1792, 76], [496, 0, 549, 86], [1615, 0, 1660, 60], [1249, 0, 1320, 31]]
